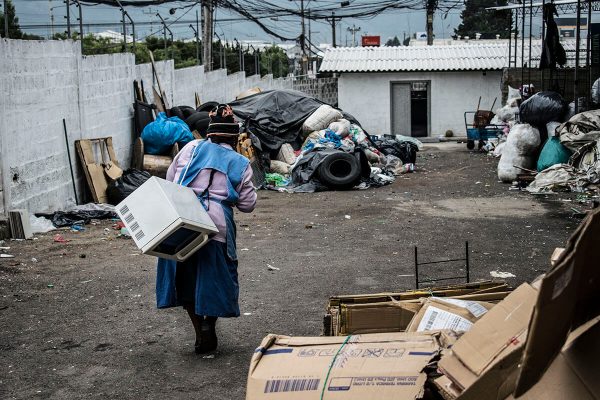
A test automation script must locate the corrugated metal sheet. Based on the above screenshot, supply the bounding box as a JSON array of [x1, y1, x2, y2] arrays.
[[319, 41, 584, 73]]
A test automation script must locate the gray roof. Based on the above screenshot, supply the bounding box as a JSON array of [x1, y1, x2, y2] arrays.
[[319, 41, 582, 73]]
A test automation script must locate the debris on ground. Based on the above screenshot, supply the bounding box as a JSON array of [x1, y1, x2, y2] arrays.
[[247, 208, 600, 399]]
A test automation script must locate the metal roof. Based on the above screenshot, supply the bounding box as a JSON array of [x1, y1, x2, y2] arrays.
[[319, 41, 583, 73]]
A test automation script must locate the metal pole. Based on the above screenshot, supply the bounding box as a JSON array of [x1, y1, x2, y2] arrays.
[[196, 9, 200, 65], [528, 0, 533, 87], [587, 0, 592, 107], [65, 0, 71, 38], [414, 246, 419, 289], [76, 0, 83, 55], [300, 0, 306, 75], [514, 9, 518, 68], [575, 0, 582, 113], [63, 119, 79, 205], [508, 10, 512, 68], [465, 241, 470, 283], [190, 23, 199, 65], [521, 1, 525, 89], [541, 0, 546, 90]]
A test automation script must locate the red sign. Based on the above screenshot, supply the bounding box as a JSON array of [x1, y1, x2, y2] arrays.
[[361, 36, 381, 47]]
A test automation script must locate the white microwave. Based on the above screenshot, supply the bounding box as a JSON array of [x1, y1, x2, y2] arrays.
[[116, 176, 219, 261]]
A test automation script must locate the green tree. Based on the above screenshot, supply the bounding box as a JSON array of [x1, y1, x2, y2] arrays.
[[1, 0, 23, 39], [259, 46, 290, 78], [455, 0, 512, 39], [385, 36, 401, 47]]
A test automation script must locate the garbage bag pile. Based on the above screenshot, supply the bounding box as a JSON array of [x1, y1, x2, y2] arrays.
[[489, 87, 600, 196], [228, 91, 419, 193], [247, 208, 600, 400]]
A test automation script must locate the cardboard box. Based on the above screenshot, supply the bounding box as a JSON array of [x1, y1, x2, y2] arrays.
[[247, 332, 442, 399], [514, 208, 600, 396], [433, 375, 462, 400], [513, 316, 600, 400], [437, 283, 538, 398], [338, 301, 422, 335], [324, 282, 510, 336], [406, 298, 494, 333]]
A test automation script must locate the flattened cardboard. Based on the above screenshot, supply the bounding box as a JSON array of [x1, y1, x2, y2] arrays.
[[406, 298, 493, 333], [75, 138, 121, 204], [437, 284, 537, 397], [339, 301, 422, 335], [514, 316, 600, 400], [433, 375, 461, 400], [247, 332, 441, 400], [514, 208, 600, 395]]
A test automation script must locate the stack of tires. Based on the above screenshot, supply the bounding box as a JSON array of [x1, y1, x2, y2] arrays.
[[168, 101, 219, 138]]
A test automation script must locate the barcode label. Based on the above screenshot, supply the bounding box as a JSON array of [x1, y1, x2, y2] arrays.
[[424, 310, 438, 331], [130, 221, 140, 232], [135, 230, 145, 240], [416, 306, 473, 332], [119, 205, 129, 215], [264, 378, 320, 393], [125, 213, 135, 223]]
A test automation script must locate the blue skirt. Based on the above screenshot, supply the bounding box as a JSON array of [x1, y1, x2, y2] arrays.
[[155, 240, 240, 318]]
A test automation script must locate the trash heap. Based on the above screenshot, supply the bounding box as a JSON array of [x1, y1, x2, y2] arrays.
[[140, 89, 421, 193], [245, 208, 600, 400], [486, 86, 600, 198]]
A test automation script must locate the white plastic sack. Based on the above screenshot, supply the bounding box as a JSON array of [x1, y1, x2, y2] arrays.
[[507, 86, 522, 107], [493, 142, 506, 158], [276, 143, 296, 164], [269, 160, 291, 175], [546, 122, 561, 137], [302, 105, 343, 133], [328, 119, 351, 137], [29, 215, 56, 233], [495, 105, 519, 123], [497, 124, 540, 182]]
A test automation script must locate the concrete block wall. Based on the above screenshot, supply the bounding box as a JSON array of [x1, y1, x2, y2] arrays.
[[0, 39, 296, 214], [0, 39, 81, 213]]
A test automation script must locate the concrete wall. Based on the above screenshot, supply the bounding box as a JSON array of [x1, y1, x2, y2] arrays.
[[338, 71, 503, 137], [0, 39, 294, 214]]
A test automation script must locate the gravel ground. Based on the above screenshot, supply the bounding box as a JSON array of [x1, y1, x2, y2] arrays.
[[0, 143, 584, 399]]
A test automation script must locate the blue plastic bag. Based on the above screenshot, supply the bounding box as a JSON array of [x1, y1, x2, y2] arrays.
[[141, 112, 194, 155], [537, 136, 572, 172]]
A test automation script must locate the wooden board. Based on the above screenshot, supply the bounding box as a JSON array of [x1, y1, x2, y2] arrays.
[[75, 138, 120, 204]]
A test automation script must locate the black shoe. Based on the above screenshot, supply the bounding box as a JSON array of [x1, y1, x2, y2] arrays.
[[196, 323, 218, 354]]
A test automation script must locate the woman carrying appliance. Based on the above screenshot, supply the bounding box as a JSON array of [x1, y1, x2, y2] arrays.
[[156, 104, 256, 354]]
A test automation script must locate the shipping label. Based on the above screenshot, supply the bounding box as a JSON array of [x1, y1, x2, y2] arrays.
[[434, 297, 489, 318], [417, 306, 473, 332]]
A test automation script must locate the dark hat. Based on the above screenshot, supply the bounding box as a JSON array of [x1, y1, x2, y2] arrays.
[[206, 104, 240, 136]]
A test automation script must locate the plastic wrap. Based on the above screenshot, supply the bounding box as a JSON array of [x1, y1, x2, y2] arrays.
[[303, 105, 343, 133], [106, 169, 152, 205], [519, 91, 567, 128], [537, 137, 572, 171], [328, 119, 351, 137], [507, 86, 522, 107], [497, 124, 540, 182], [141, 112, 194, 155]]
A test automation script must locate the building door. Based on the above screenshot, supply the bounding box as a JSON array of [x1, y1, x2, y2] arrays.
[[410, 82, 428, 137], [391, 83, 411, 136], [391, 82, 429, 137]]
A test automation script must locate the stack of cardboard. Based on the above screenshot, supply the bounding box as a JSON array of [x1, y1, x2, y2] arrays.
[[324, 281, 511, 336], [246, 208, 600, 400]]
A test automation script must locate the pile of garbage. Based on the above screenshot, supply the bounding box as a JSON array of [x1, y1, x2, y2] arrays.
[[484, 86, 600, 197], [140, 90, 420, 193], [246, 208, 600, 400]]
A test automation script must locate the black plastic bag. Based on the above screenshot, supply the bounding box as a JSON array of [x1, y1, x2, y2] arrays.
[[371, 138, 418, 164], [519, 91, 568, 128], [106, 169, 152, 205], [36, 209, 117, 228], [229, 89, 364, 151]]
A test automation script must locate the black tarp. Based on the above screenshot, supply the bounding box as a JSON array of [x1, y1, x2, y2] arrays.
[[229, 89, 362, 151]]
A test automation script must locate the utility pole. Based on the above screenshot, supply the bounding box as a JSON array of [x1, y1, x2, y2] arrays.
[[189, 23, 199, 65], [202, 0, 213, 71], [347, 24, 361, 47], [156, 13, 172, 60], [49, 0, 55, 38], [300, 0, 307, 75], [65, 0, 71, 38], [426, 0, 436, 45], [329, 11, 338, 48], [75, 0, 82, 54]]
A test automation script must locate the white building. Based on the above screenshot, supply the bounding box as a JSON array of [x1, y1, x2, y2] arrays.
[[320, 43, 507, 137]]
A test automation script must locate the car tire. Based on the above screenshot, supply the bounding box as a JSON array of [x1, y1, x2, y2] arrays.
[[317, 151, 361, 189], [185, 111, 211, 137], [196, 101, 219, 113], [467, 140, 475, 150], [169, 106, 185, 120]]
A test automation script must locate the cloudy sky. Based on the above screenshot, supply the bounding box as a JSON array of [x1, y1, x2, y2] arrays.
[[9, 0, 481, 44]]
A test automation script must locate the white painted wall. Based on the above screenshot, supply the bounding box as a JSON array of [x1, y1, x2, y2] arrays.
[[338, 71, 503, 137], [0, 39, 293, 214]]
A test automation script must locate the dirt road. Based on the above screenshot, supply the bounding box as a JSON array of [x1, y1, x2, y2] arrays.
[[0, 144, 579, 399]]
